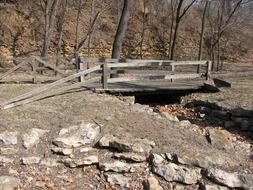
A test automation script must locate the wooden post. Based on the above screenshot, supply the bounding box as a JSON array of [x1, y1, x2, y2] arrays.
[[197, 64, 201, 74], [171, 64, 175, 82], [206, 61, 211, 80], [32, 59, 38, 83], [79, 62, 85, 82], [102, 63, 108, 89]]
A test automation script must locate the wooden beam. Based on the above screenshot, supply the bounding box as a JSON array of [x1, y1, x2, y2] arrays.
[[0, 61, 27, 80], [34, 57, 67, 76], [170, 61, 208, 66], [2, 77, 100, 109], [107, 73, 202, 83], [0, 65, 101, 107], [107, 62, 172, 68]]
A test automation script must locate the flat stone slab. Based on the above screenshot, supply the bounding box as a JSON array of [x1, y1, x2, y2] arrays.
[[53, 121, 101, 148], [62, 156, 99, 168], [99, 134, 155, 154], [105, 173, 131, 187], [0, 131, 18, 145], [23, 128, 49, 149], [99, 160, 145, 173], [0, 176, 20, 190], [207, 168, 253, 190], [21, 157, 41, 165]]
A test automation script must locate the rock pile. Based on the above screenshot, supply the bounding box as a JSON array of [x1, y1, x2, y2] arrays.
[[0, 118, 252, 190]]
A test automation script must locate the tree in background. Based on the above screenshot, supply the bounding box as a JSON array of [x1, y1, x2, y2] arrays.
[[55, 0, 68, 69], [111, 0, 134, 59], [41, 0, 59, 58], [169, 0, 197, 60]]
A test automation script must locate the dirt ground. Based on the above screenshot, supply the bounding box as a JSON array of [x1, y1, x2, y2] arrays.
[[0, 62, 252, 189]]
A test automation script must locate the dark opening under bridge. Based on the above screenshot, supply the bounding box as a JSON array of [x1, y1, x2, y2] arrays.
[[0, 57, 212, 109]]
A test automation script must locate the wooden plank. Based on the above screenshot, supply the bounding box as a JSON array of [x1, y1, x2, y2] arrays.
[[0, 65, 101, 107], [79, 57, 173, 63], [107, 61, 209, 68], [107, 73, 202, 83], [107, 62, 172, 68], [0, 61, 27, 80], [102, 63, 108, 89], [170, 61, 208, 66], [34, 57, 67, 76], [3, 77, 100, 109]]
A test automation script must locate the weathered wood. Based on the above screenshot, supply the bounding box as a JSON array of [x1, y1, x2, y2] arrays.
[[3, 78, 100, 109], [34, 57, 67, 76], [0, 61, 27, 80], [80, 57, 119, 63], [0, 66, 101, 107], [107, 62, 171, 68], [79, 57, 174, 63], [170, 61, 208, 66], [107, 73, 202, 83], [32, 60, 38, 83], [78, 62, 85, 82], [206, 61, 211, 80], [102, 63, 108, 89], [107, 61, 208, 68]]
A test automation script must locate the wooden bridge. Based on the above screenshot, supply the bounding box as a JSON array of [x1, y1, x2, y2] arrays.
[[0, 56, 212, 109]]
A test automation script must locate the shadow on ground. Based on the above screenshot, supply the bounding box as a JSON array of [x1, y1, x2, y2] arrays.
[[181, 100, 253, 142]]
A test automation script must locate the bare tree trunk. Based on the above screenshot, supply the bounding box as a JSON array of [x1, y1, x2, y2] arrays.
[[139, 0, 146, 59], [75, 0, 82, 72], [168, 4, 175, 59], [198, 0, 209, 61], [87, 0, 96, 61], [197, 0, 209, 73], [41, 0, 59, 58], [170, 0, 196, 60], [56, 0, 68, 72], [111, 0, 133, 59]]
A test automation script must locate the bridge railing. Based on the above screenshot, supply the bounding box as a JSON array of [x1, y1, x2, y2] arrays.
[[76, 58, 211, 89]]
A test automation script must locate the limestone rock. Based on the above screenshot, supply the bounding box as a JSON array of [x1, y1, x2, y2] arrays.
[[0, 131, 18, 145], [0, 176, 20, 190], [0, 156, 14, 164], [113, 153, 147, 162], [62, 156, 98, 168], [53, 121, 101, 148], [152, 162, 202, 185], [0, 148, 18, 155], [150, 153, 167, 165], [99, 160, 144, 173], [208, 128, 235, 151], [99, 134, 155, 154], [23, 128, 49, 149], [207, 168, 253, 190], [40, 158, 60, 167], [21, 157, 41, 165], [160, 112, 179, 122], [165, 152, 226, 169], [167, 183, 199, 190], [204, 183, 230, 190], [144, 176, 163, 190], [105, 173, 131, 186], [51, 147, 73, 156], [179, 120, 192, 128]]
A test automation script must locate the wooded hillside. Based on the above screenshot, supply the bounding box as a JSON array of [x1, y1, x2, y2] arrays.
[[0, 0, 252, 67]]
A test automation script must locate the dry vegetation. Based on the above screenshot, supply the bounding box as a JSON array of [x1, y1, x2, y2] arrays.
[[0, 0, 252, 63]]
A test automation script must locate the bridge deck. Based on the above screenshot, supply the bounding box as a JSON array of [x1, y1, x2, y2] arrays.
[[85, 80, 203, 94]]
